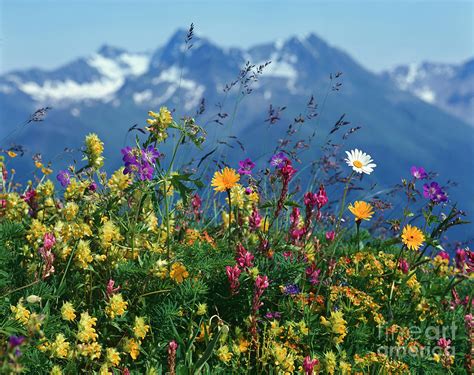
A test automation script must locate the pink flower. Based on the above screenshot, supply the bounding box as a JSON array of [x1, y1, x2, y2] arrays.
[[43, 233, 56, 251], [438, 251, 450, 261], [325, 231, 335, 241], [465, 314, 474, 329], [249, 206, 262, 231], [255, 275, 269, 290], [191, 193, 202, 221], [398, 258, 409, 274], [303, 356, 319, 375], [315, 184, 328, 209], [235, 243, 254, 269], [290, 207, 300, 225], [437, 337, 451, 350], [106, 279, 120, 297], [305, 264, 321, 285], [226, 265, 242, 294]]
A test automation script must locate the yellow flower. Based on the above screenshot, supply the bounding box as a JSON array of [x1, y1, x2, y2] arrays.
[[11, 299, 30, 325], [78, 341, 102, 360], [152, 259, 169, 278], [108, 167, 132, 193], [146, 107, 173, 142], [50, 365, 63, 375], [211, 167, 240, 192], [7, 150, 17, 158], [320, 311, 347, 344], [348, 201, 374, 221], [401, 224, 425, 251], [75, 240, 93, 269], [217, 345, 233, 363], [77, 312, 98, 342], [324, 351, 337, 375], [133, 317, 150, 340], [170, 262, 189, 283], [61, 302, 76, 321], [105, 293, 128, 319], [100, 220, 123, 249], [238, 338, 250, 353], [51, 334, 70, 359], [84, 133, 104, 168], [124, 338, 140, 360], [106, 347, 121, 366], [196, 303, 207, 316]]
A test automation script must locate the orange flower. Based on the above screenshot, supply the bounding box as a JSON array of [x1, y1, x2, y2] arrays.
[[401, 224, 425, 251], [348, 201, 374, 221], [211, 168, 240, 192]]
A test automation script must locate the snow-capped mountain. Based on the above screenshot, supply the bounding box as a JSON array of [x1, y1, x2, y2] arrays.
[[1, 29, 473, 240], [0, 45, 150, 104], [382, 59, 474, 125]]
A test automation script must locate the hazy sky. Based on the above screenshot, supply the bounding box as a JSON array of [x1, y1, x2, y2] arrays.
[[1, 0, 473, 74]]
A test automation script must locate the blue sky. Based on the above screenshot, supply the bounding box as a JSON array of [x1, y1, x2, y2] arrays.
[[0, 0, 473, 73]]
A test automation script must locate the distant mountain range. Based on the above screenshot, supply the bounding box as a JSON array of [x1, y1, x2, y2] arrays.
[[382, 59, 474, 125], [1, 29, 473, 242]]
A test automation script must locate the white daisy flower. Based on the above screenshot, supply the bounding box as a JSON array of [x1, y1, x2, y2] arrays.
[[344, 149, 376, 174]]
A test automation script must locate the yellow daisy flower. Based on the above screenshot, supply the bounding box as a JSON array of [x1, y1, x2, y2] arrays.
[[211, 167, 240, 192], [401, 224, 425, 250], [348, 201, 374, 221]]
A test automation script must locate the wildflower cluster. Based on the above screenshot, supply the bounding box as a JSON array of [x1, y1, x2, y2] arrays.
[[0, 106, 472, 375]]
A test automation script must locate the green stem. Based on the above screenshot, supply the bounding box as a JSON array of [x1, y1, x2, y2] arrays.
[[356, 220, 361, 252], [335, 172, 354, 235], [227, 189, 232, 246]]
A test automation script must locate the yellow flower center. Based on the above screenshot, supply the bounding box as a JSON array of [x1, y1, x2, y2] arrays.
[[353, 160, 363, 168]]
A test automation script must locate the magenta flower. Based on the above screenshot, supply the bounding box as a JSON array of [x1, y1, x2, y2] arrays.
[[255, 275, 269, 290], [56, 170, 71, 187], [106, 279, 120, 297], [235, 243, 254, 269], [303, 356, 319, 375], [398, 258, 409, 274], [191, 193, 202, 221], [238, 158, 255, 175], [325, 231, 335, 242], [438, 251, 450, 261], [410, 166, 428, 180], [437, 337, 451, 350], [87, 182, 97, 192], [249, 206, 262, 231], [43, 233, 56, 251], [305, 264, 321, 285], [226, 265, 242, 294]]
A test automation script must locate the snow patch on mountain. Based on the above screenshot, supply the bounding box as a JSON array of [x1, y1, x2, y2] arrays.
[[11, 51, 150, 103]]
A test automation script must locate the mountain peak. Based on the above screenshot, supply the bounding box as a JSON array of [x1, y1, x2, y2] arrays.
[[97, 44, 127, 58]]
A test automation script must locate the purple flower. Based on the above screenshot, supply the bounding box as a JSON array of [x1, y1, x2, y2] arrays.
[[88, 182, 97, 192], [423, 182, 448, 204], [238, 158, 255, 175], [56, 170, 71, 187], [282, 284, 300, 295], [410, 166, 428, 180], [8, 336, 25, 348], [270, 152, 288, 168], [121, 146, 137, 165], [121, 146, 158, 181], [142, 146, 161, 165], [137, 161, 154, 181]]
